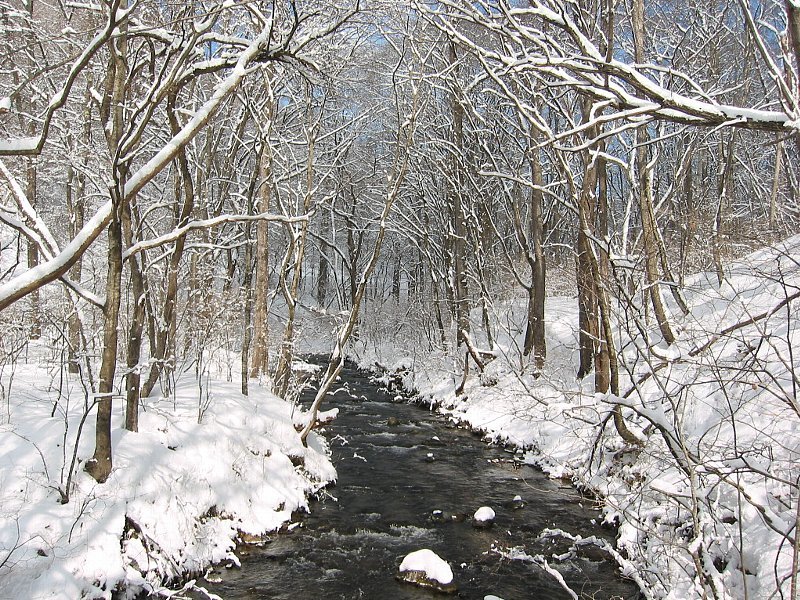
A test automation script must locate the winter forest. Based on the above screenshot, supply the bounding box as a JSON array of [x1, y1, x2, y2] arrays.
[[1, 0, 799, 598]]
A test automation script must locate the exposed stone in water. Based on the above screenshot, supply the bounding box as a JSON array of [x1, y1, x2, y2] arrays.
[[430, 509, 446, 523], [396, 549, 457, 594]]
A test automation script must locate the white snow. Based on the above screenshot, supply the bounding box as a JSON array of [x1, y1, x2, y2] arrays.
[[0, 354, 335, 598], [398, 549, 454, 585], [352, 236, 800, 600], [473, 506, 496, 523]]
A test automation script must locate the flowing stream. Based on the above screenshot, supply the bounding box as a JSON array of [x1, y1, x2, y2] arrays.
[[202, 362, 638, 599]]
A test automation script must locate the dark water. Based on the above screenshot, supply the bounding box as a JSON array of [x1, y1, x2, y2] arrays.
[[202, 363, 638, 599]]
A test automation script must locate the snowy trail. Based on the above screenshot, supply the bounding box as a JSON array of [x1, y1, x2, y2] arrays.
[[200, 362, 637, 599]]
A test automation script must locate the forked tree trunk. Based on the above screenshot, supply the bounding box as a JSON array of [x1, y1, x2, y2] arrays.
[[577, 133, 640, 446], [87, 16, 127, 484]]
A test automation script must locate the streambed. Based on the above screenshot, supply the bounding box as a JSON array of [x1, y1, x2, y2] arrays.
[[201, 362, 638, 599]]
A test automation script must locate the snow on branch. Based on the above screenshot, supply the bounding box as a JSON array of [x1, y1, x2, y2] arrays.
[[0, 0, 134, 156], [0, 25, 276, 312], [122, 212, 309, 259], [426, 0, 800, 139]]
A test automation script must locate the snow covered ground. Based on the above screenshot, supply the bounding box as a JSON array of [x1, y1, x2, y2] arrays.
[[2, 237, 798, 600], [0, 357, 335, 598], [355, 238, 800, 600]]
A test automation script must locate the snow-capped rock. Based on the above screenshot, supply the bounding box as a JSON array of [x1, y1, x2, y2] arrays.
[[473, 506, 496, 527], [396, 549, 457, 594]]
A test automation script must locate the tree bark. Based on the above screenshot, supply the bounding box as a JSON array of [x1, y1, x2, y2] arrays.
[[250, 139, 272, 378], [769, 138, 783, 230], [242, 221, 254, 396], [633, 0, 675, 345], [86, 189, 123, 483], [447, 41, 470, 349], [523, 127, 546, 371], [122, 197, 146, 432], [140, 91, 196, 398], [26, 158, 41, 339], [87, 9, 128, 484], [66, 81, 92, 375], [786, 1, 800, 99], [576, 158, 599, 380], [316, 207, 330, 306], [713, 132, 736, 287]]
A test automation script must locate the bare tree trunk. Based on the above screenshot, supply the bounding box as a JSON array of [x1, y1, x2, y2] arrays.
[[633, 0, 675, 345], [250, 140, 272, 378], [595, 144, 611, 394], [122, 197, 146, 432], [523, 127, 546, 371], [242, 221, 254, 396], [66, 81, 93, 375], [392, 251, 401, 303], [679, 140, 695, 286], [786, 1, 800, 100], [87, 12, 128, 483], [576, 160, 598, 380], [140, 91, 196, 398], [86, 185, 124, 483], [26, 158, 41, 339], [273, 229, 298, 399], [316, 208, 330, 306], [770, 138, 783, 231], [448, 41, 470, 349], [66, 166, 85, 374], [713, 132, 736, 286]]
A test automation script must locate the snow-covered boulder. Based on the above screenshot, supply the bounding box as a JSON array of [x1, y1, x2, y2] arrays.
[[396, 549, 457, 593], [473, 506, 495, 527]]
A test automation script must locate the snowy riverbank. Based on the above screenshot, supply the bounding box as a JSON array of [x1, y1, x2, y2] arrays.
[[356, 239, 800, 600], [0, 361, 335, 599]]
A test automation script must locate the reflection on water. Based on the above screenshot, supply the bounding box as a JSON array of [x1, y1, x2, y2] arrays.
[[202, 363, 639, 599]]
